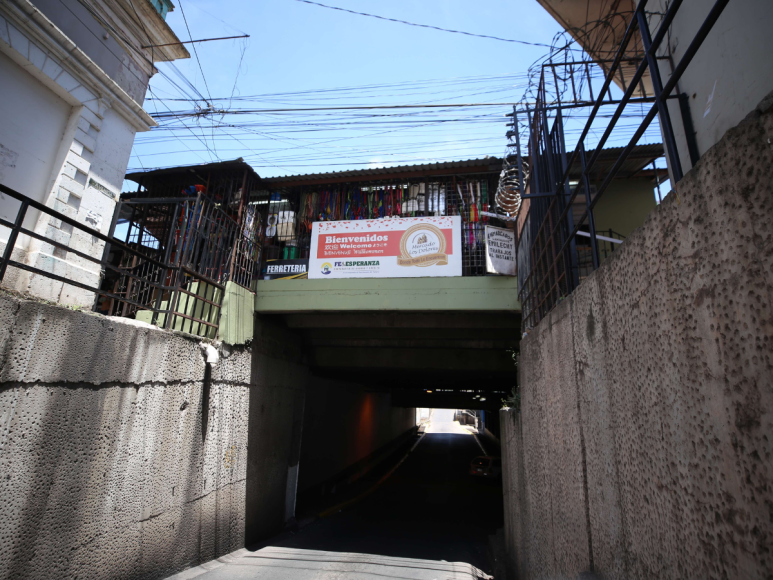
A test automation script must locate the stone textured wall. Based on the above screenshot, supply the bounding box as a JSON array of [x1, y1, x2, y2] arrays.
[[503, 96, 773, 579], [0, 293, 252, 580], [0, 298, 419, 579]]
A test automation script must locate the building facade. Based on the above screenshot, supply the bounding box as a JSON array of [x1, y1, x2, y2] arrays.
[[0, 0, 187, 305]]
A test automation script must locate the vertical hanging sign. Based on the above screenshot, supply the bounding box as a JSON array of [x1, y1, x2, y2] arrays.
[[484, 225, 516, 276], [309, 216, 462, 279]]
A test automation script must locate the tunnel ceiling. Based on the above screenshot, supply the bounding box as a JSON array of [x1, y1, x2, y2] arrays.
[[263, 310, 519, 410]]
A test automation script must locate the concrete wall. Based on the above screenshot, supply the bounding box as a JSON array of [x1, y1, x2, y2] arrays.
[[298, 381, 416, 493], [0, 292, 253, 580], [502, 95, 773, 579], [245, 315, 307, 541]]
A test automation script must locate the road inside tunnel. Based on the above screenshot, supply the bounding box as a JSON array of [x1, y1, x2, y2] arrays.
[[172, 409, 503, 579]]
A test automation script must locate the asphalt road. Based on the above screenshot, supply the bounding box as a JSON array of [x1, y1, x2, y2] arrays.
[[169, 410, 503, 580]]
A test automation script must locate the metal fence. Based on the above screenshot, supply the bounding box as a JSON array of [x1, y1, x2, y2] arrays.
[[0, 183, 203, 326], [0, 182, 258, 337], [515, 0, 729, 331], [101, 193, 245, 336], [260, 173, 503, 277]]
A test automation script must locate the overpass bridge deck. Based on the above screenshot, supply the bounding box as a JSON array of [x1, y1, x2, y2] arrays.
[[255, 276, 520, 313]]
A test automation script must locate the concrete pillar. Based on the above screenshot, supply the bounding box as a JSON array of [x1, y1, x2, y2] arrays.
[[245, 315, 308, 544]]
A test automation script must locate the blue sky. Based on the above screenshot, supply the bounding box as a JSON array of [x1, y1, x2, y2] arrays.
[[129, 0, 565, 179], [128, 0, 664, 185]]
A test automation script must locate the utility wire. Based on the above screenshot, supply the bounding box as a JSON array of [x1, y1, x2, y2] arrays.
[[293, 0, 553, 47], [177, 0, 217, 155], [178, 0, 214, 105], [149, 102, 525, 119]]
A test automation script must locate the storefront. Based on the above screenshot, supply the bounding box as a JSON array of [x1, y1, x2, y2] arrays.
[[255, 157, 513, 280]]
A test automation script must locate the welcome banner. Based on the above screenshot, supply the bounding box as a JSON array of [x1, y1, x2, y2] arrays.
[[309, 216, 462, 279]]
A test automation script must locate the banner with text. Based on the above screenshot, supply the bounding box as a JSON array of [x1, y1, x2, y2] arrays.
[[309, 216, 462, 279], [485, 225, 516, 276]]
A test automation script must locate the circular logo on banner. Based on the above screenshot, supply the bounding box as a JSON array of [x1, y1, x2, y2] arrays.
[[320, 262, 333, 275], [397, 224, 448, 268]]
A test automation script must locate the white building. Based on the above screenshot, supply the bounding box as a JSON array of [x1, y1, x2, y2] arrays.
[[534, 0, 773, 182], [0, 0, 188, 305]]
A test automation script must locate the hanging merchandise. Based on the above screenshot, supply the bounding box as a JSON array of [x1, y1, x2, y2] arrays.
[[354, 188, 365, 220], [456, 182, 466, 216], [428, 183, 444, 214], [182, 184, 206, 197], [344, 188, 352, 220], [277, 210, 296, 241], [431, 183, 446, 216], [405, 184, 419, 215], [266, 213, 278, 238], [300, 191, 315, 235]]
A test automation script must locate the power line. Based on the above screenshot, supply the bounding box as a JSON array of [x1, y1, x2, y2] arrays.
[[149, 102, 525, 119], [176, 0, 218, 155], [178, 0, 214, 105], [293, 0, 553, 47]]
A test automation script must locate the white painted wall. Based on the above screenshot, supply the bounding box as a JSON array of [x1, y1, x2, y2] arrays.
[[651, 0, 773, 174], [89, 107, 138, 195], [0, 50, 71, 249], [0, 1, 163, 306]]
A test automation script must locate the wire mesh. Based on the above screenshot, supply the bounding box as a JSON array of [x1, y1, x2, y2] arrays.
[[256, 172, 508, 278]]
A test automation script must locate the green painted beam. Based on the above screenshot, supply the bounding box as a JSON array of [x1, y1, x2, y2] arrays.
[[255, 276, 520, 313], [218, 281, 255, 345]]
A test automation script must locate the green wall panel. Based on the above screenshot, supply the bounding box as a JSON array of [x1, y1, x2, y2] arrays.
[[255, 276, 520, 313]]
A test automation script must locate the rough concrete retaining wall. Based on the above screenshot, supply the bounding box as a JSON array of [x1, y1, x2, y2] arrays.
[[503, 97, 773, 579], [0, 293, 252, 580]]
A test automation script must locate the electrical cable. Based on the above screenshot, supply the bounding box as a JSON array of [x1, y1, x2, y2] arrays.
[[293, 0, 553, 47]]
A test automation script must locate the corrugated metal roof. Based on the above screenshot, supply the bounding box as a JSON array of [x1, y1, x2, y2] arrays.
[[125, 159, 260, 184], [567, 143, 664, 179], [261, 157, 503, 185]]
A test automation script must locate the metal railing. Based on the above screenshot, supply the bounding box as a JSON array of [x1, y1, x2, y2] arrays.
[[102, 193, 252, 336], [0, 183, 249, 337], [0, 183, 218, 328], [261, 173, 503, 278], [516, 0, 729, 331]]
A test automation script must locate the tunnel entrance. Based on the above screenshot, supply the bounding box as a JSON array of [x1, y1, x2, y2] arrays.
[[239, 306, 517, 579], [282, 408, 504, 572], [242, 406, 507, 580]]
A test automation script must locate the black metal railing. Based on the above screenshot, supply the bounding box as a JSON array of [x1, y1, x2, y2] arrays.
[[0, 183, 218, 331], [101, 193, 254, 336], [0, 183, 252, 337], [516, 0, 729, 331]]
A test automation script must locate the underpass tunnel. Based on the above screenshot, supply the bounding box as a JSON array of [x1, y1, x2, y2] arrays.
[[245, 309, 518, 577]]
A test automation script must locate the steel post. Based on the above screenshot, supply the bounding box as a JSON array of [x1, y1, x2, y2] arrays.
[[0, 200, 28, 282]]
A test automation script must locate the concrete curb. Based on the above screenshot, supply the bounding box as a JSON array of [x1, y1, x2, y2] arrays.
[[162, 548, 252, 579]]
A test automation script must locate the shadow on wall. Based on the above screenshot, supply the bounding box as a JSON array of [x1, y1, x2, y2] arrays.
[[0, 294, 251, 580], [245, 315, 307, 545], [502, 94, 773, 580], [296, 380, 418, 495]]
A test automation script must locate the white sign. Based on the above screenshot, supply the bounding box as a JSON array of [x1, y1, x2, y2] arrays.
[[485, 225, 516, 276], [309, 216, 462, 279]]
